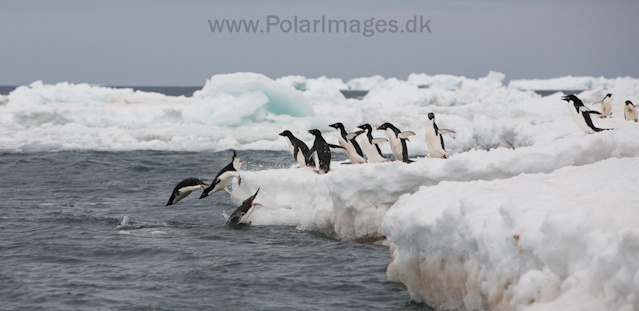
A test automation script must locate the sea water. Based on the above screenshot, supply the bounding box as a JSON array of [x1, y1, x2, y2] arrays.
[[0, 150, 430, 311]]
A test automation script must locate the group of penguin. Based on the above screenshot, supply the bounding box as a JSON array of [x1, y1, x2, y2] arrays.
[[165, 92, 637, 229], [280, 114, 456, 174], [562, 94, 638, 134]]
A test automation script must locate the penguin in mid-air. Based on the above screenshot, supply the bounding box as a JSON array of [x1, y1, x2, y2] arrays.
[[166, 178, 208, 206], [424, 112, 456, 159], [593, 93, 613, 118], [329, 122, 367, 164], [226, 188, 262, 228], [306, 129, 345, 174], [624, 101, 638, 122], [200, 150, 244, 199], [377, 123, 415, 163], [561, 95, 612, 134], [279, 130, 315, 168], [355, 124, 389, 163]]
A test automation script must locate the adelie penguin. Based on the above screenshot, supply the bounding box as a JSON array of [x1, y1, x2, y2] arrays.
[[279, 130, 315, 168], [424, 112, 456, 159], [226, 188, 262, 228], [377, 123, 415, 163], [624, 101, 638, 122], [329, 122, 367, 164], [593, 93, 613, 118], [561, 95, 612, 134], [355, 124, 389, 163], [166, 178, 208, 206], [200, 150, 245, 199], [306, 129, 345, 174]]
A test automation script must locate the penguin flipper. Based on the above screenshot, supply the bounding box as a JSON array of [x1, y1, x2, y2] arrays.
[[398, 131, 416, 139], [372, 138, 388, 144], [328, 144, 346, 150], [306, 145, 317, 162], [438, 129, 456, 134], [346, 131, 365, 140], [592, 101, 603, 105]]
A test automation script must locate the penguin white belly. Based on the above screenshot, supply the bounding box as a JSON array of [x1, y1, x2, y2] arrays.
[[625, 106, 638, 122], [425, 127, 447, 159], [602, 98, 612, 116], [569, 105, 595, 134], [359, 137, 386, 163], [338, 136, 366, 164], [174, 185, 201, 203], [285, 139, 295, 157], [295, 148, 307, 166], [386, 129, 403, 161], [210, 171, 238, 194]]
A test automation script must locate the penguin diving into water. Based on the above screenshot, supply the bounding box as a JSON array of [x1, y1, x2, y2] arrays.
[[226, 188, 262, 228], [166, 178, 208, 206], [355, 124, 389, 163], [424, 112, 456, 159], [377, 123, 415, 163], [306, 129, 345, 174], [279, 130, 315, 168], [328, 122, 367, 164], [624, 101, 638, 122], [200, 150, 244, 199], [561, 95, 612, 134], [593, 93, 613, 118]]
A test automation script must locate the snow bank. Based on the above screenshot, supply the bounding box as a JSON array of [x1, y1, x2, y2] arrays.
[[383, 157, 639, 311], [508, 76, 611, 91]]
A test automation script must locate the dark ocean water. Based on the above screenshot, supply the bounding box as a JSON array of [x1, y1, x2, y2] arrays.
[[0, 150, 430, 311]]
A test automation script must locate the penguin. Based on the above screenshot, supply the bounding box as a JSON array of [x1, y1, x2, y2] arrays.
[[593, 93, 613, 118], [226, 188, 262, 228], [377, 123, 415, 163], [306, 129, 345, 174], [424, 112, 456, 159], [279, 130, 315, 167], [166, 178, 208, 206], [561, 95, 612, 134], [625, 101, 638, 122], [355, 124, 389, 163], [328, 122, 367, 164], [200, 150, 245, 199]]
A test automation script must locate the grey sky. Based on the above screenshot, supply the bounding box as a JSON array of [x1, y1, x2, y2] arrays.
[[1, 0, 638, 86]]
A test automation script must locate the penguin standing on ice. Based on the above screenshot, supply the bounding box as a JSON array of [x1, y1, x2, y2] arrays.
[[226, 188, 262, 228], [593, 93, 613, 118], [377, 123, 415, 163], [355, 124, 389, 163], [306, 129, 345, 174], [624, 101, 638, 122], [561, 95, 612, 134], [166, 178, 208, 206], [200, 151, 244, 199], [424, 113, 456, 159], [329, 122, 367, 164], [279, 130, 315, 168]]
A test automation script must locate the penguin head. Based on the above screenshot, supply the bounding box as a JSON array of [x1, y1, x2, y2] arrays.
[[328, 123, 344, 131], [279, 130, 292, 137], [377, 123, 390, 130], [357, 124, 371, 132], [308, 129, 321, 137], [625, 100, 634, 106], [428, 112, 435, 120], [199, 192, 208, 199], [604, 93, 612, 99], [561, 94, 578, 103]]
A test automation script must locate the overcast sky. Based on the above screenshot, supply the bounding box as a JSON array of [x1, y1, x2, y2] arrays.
[[1, 0, 638, 86]]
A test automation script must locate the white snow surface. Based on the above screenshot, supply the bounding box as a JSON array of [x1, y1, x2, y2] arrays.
[[3, 71, 639, 310]]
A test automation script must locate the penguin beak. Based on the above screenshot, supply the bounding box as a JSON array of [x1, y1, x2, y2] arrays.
[[357, 125, 365, 130], [376, 125, 384, 130], [278, 132, 285, 136], [328, 123, 337, 129], [560, 96, 569, 102]]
